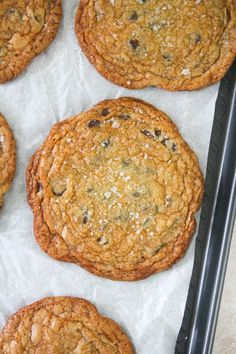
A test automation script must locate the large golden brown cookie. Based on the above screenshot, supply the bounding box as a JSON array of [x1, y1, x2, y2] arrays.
[[0, 296, 134, 353], [26, 97, 204, 281], [0, 113, 16, 208], [75, 0, 236, 91], [0, 0, 62, 83]]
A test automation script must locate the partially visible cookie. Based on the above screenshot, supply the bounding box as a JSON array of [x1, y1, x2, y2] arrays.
[[0, 0, 62, 83], [75, 0, 236, 91], [0, 296, 134, 353], [26, 97, 204, 281], [0, 113, 16, 208]]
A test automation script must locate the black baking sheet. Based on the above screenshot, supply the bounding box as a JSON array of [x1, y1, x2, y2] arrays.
[[175, 60, 236, 354]]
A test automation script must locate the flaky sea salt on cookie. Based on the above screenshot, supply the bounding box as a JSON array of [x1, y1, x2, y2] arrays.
[[75, 0, 236, 91], [0, 296, 134, 353], [26, 97, 204, 281], [0, 113, 16, 208], [0, 0, 62, 83]]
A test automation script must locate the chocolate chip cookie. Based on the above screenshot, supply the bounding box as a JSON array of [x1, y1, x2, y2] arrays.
[[75, 0, 236, 91], [0, 113, 16, 208], [26, 97, 204, 281], [0, 296, 134, 353], [0, 0, 62, 83]]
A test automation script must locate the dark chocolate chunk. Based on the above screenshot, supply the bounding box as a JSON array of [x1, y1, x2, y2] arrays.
[[36, 181, 43, 193], [165, 196, 172, 207], [87, 188, 94, 193], [97, 236, 108, 245], [129, 11, 138, 21], [51, 179, 67, 197], [144, 217, 150, 226], [122, 159, 130, 166], [141, 129, 154, 138], [142, 206, 150, 212], [154, 244, 165, 255], [7, 8, 16, 14], [34, 14, 42, 23], [88, 119, 101, 128], [132, 191, 141, 198], [6, 8, 23, 20], [101, 138, 110, 148], [129, 39, 140, 50], [163, 53, 171, 61], [172, 143, 177, 152], [99, 223, 107, 231], [52, 187, 66, 197], [154, 129, 161, 137], [114, 213, 129, 223], [149, 21, 163, 31], [195, 33, 201, 43], [83, 216, 88, 224], [118, 114, 130, 120], [154, 205, 159, 214], [161, 138, 169, 146], [101, 108, 110, 116], [226, 8, 231, 22]]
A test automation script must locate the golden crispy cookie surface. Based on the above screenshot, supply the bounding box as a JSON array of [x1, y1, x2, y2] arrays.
[[0, 113, 16, 208], [0, 296, 134, 353], [0, 0, 61, 83], [26, 97, 204, 281], [75, 0, 236, 90]]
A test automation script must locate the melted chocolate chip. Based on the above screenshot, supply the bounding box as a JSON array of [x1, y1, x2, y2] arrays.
[[129, 11, 138, 21], [87, 188, 94, 193], [101, 108, 110, 116], [118, 114, 130, 120], [129, 39, 139, 50], [141, 129, 154, 138], [88, 119, 101, 128], [195, 34, 201, 43]]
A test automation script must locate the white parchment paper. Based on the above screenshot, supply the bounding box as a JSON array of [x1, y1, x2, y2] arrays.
[[0, 2, 219, 353]]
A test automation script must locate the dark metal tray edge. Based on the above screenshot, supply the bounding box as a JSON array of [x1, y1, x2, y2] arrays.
[[175, 61, 236, 354]]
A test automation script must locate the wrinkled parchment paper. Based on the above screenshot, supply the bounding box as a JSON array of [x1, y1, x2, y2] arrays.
[[0, 2, 219, 353]]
